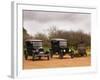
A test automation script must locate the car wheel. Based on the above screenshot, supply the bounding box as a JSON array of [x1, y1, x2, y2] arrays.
[[59, 53, 63, 59], [47, 56, 50, 60], [32, 53, 35, 61], [39, 56, 41, 60], [24, 51, 28, 60], [80, 53, 84, 56], [84, 52, 87, 56], [25, 54, 28, 60], [70, 53, 74, 58]]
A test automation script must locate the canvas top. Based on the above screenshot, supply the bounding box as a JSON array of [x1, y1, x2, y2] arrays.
[[51, 38, 67, 41], [25, 39, 43, 42]]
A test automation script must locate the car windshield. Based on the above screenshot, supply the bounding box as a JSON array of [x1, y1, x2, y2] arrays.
[[60, 41, 67, 47], [32, 41, 42, 48]]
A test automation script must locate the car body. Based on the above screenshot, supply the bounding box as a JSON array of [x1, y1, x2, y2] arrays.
[[24, 39, 50, 60], [50, 38, 74, 59], [77, 42, 87, 56]]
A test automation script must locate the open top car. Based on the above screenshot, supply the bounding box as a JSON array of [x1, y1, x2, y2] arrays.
[[24, 39, 50, 60], [50, 38, 74, 59]]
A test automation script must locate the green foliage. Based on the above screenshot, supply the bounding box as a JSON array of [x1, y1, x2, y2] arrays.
[[34, 33, 50, 47], [23, 26, 91, 49], [48, 26, 91, 48]]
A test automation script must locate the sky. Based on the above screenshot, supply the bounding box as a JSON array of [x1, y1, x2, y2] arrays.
[[23, 10, 91, 36]]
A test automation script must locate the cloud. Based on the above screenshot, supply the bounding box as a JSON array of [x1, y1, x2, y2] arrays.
[[23, 10, 91, 36]]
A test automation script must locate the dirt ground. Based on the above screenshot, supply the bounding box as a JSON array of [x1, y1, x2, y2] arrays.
[[23, 55, 91, 69]]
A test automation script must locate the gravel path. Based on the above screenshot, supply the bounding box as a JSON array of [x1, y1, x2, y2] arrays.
[[23, 55, 91, 69]]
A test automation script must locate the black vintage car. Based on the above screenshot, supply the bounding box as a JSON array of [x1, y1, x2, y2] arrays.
[[50, 38, 74, 59], [77, 42, 87, 56], [24, 39, 50, 60]]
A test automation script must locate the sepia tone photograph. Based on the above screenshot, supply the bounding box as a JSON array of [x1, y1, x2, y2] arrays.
[[23, 10, 91, 69]]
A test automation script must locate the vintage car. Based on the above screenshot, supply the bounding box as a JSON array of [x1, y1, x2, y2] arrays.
[[24, 39, 50, 60], [50, 38, 74, 59], [77, 41, 87, 56]]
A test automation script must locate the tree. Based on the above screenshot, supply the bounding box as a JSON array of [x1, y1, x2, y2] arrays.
[[34, 33, 50, 47], [23, 28, 33, 48], [23, 26, 91, 50], [48, 26, 58, 39], [47, 26, 91, 49]]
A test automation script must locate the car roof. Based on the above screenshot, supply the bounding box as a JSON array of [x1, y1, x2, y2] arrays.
[[25, 39, 43, 42], [51, 38, 67, 41]]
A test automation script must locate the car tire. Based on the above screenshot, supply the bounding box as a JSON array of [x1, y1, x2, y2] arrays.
[[24, 51, 28, 60], [47, 56, 50, 60], [70, 53, 74, 58], [32, 53, 35, 61], [59, 53, 63, 59], [84, 52, 87, 56], [25, 54, 28, 60], [80, 53, 84, 56]]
